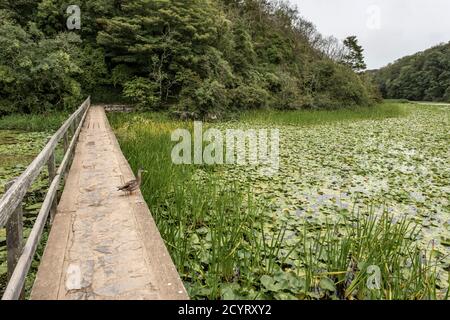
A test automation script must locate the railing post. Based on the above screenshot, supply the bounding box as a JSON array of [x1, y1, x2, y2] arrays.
[[5, 180, 24, 298], [47, 152, 57, 223], [63, 131, 69, 153], [71, 121, 75, 136]]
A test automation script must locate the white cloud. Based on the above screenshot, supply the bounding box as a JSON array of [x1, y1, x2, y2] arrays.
[[290, 0, 450, 69]]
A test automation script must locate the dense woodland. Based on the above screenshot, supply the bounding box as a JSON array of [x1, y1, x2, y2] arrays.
[[373, 42, 450, 102], [0, 0, 381, 117]]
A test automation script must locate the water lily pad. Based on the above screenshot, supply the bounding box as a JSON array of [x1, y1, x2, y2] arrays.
[[319, 277, 336, 292]]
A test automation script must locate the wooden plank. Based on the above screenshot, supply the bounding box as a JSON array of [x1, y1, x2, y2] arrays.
[[107, 119, 189, 299], [2, 101, 90, 300], [29, 109, 88, 299], [63, 132, 69, 153], [47, 153, 57, 224], [0, 97, 90, 300], [0, 97, 90, 228], [29, 212, 73, 300], [5, 181, 23, 282], [2, 175, 61, 300]]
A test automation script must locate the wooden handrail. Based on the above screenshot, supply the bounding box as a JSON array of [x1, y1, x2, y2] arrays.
[[0, 97, 90, 227], [0, 97, 91, 300]]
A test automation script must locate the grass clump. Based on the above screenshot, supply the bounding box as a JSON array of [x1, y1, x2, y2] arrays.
[[109, 113, 264, 299], [0, 112, 69, 132], [238, 102, 408, 126], [294, 208, 446, 300]]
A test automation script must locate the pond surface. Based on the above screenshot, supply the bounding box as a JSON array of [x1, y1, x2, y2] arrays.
[[111, 104, 449, 299], [218, 104, 450, 287], [0, 130, 52, 296]]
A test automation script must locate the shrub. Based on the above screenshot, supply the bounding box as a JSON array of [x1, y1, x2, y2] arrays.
[[231, 84, 270, 110], [0, 18, 83, 115], [123, 77, 160, 110], [178, 79, 230, 117], [310, 60, 373, 109]]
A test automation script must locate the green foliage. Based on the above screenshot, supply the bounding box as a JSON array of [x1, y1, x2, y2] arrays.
[[0, 112, 68, 131], [74, 45, 108, 92], [0, 0, 37, 26], [96, 0, 377, 114], [0, 16, 82, 115], [181, 79, 230, 116], [373, 42, 450, 102], [231, 83, 270, 110], [97, 0, 228, 111], [123, 77, 160, 110], [111, 64, 134, 87], [309, 60, 373, 109], [2, 0, 378, 115], [342, 36, 367, 72]]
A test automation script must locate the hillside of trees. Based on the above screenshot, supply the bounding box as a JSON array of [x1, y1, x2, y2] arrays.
[[373, 42, 450, 102], [0, 0, 380, 117]]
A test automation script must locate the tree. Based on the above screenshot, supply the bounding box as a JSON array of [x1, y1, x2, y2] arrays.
[[97, 0, 227, 110], [0, 16, 83, 114], [373, 42, 450, 102], [342, 36, 367, 72], [0, 0, 379, 115]]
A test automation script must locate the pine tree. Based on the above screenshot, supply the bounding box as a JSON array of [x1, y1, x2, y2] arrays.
[[342, 36, 367, 72]]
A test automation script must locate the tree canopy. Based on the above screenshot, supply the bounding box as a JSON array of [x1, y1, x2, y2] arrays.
[[372, 42, 450, 102], [0, 0, 379, 116], [342, 36, 367, 73]]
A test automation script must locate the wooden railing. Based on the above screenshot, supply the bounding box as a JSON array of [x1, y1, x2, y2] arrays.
[[0, 97, 91, 300]]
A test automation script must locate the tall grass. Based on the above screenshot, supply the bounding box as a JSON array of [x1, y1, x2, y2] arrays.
[[108, 111, 446, 300], [238, 103, 408, 126], [108, 113, 268, 299], [0, 112, 69, 132], [298, 208, 444, 300]]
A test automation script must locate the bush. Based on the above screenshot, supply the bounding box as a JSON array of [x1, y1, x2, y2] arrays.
[[272, 71, 305, 109], [76, 45, 109, 93], [111, 64, 135, 87], [123, 77, 160, 110], [231, 84, 270, 110], [444, 87, 450, 102], [178, 79, 230, 117], [310, 60, 373, 109], [0, 18, 83, 115]]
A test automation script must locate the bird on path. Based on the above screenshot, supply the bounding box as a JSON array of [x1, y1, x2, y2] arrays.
[[117, 167, 147, 194]]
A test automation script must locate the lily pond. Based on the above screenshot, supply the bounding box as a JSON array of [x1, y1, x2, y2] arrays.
[[0, 130, 55, 296], [109, 103, 450, 300], [1, 103, 448, 300]]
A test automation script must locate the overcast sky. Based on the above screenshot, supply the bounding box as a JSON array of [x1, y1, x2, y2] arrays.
[[289, 0, 450, 69]]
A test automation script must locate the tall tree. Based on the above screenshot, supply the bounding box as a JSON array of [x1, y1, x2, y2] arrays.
[[342, 36, 367, 72], [97, 0, 226, 109]]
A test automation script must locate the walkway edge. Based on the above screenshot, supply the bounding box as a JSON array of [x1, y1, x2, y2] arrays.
[[30, 106, 188, 300]]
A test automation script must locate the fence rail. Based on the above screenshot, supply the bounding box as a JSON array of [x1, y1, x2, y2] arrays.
[[0, 97, 91, 300]]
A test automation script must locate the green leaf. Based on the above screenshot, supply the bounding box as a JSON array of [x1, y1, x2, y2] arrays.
[[260, 275, 275, 290], [319, 277, 336, 292]]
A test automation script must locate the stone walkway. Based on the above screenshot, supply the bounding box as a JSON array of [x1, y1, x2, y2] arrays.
[[31, 106, 188, 300]]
